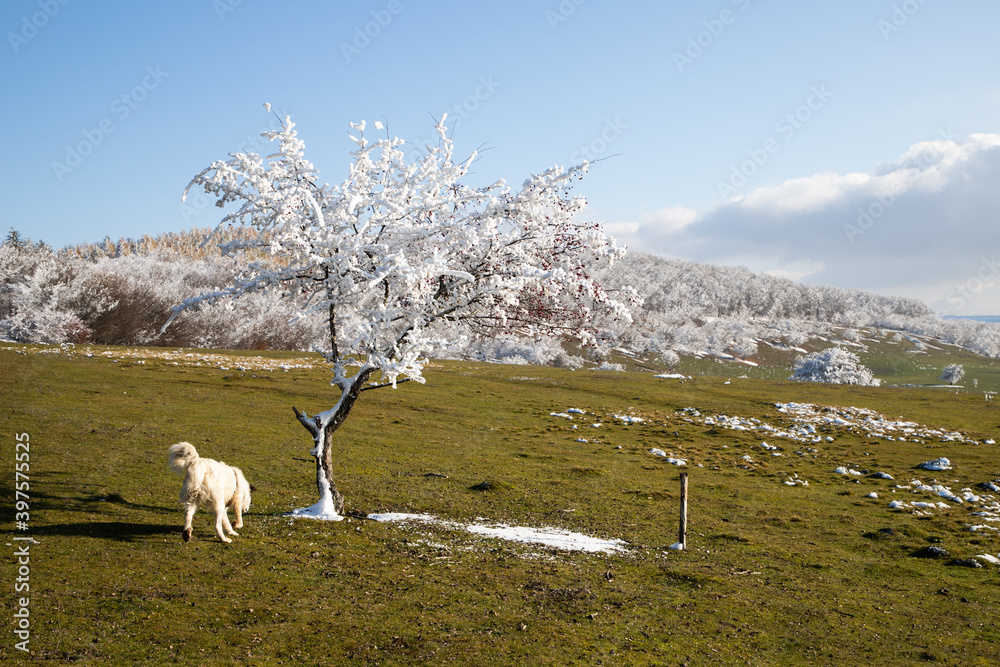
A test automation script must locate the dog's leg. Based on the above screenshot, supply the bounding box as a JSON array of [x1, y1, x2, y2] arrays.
[[214, 502, 234, 543], [182, 504, 197, 542], [234, 503, 244, 530], [223, 510, 239, 537]]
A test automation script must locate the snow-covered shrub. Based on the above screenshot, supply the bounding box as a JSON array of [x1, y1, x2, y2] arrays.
[[0, 309, 90, 344], [729, 337, 758, 359], [552, 352, 586, 370], [187, 291, 323, 351], [841, 328, 861, 342], [592, 361, 625, 371], [940, 364, 965, 385], [438, 334, 571, 366], [659, 349, 680, 368], [789, 347, 881, 386]]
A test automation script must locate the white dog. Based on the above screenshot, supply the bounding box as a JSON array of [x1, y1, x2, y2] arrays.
[[167, 442, 251, 544]]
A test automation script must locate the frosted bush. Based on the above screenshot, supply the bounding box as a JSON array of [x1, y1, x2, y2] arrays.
[[592, 361, 625, 371], [940, 364, 964, 386], [0, 309, 90, 344], [789, 347, 881, 386], [437, 333, 573, 367], [660, 349, 680, 368]]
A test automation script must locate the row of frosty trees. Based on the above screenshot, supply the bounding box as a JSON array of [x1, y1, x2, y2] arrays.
[[7, 236, 1000, 364]]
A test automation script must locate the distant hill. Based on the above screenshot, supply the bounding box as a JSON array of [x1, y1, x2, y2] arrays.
[[944, 315, 1000, 323], [4, 228, 1000, 368], [597, 252, 1000, 362]]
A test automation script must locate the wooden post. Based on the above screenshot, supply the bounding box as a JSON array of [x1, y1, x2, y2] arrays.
[[679, 472, 689, 550]]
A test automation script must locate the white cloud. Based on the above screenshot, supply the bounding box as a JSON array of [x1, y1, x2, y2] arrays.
[[630, 133, 1000, 315], [737, 171, 870, 215], [638, 205, 698, 233], [764, 268, 813, 282]]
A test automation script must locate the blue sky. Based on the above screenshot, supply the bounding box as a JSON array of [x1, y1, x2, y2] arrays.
[[3, 0, 1000, 314]]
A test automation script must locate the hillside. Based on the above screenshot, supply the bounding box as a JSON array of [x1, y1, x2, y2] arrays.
[[598, 252, 1000, 363], [5, 227, 1000, 374]]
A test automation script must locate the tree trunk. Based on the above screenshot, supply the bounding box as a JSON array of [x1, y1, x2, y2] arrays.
[[292, 368, 374, 516]]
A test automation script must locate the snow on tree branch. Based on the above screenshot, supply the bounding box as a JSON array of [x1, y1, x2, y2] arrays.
[[170, 110, 638, 392]]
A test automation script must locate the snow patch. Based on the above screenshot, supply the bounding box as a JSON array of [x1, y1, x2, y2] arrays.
[[288, 500, 345, 522], [367, 513, 626, 553], [919, 457, 953, 471], [614, 413, 645, 425], [649, 449, 687, 466]]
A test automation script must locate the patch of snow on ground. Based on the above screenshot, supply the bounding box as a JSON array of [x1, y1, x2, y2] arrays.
[[288, 501, 345, 522], [919, 457, 953, 471], [649, 449, 687, 466], [367, 513, 626, 553], [614, 413, 645, 425], [21, 344, 322, 372]]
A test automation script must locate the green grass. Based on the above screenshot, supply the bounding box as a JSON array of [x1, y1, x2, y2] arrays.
[[3, 342, 1000, 665]]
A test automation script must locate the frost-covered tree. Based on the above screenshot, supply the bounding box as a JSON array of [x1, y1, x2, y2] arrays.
[[789, 347, 881, 386], [167, 109, 636, 519], [940, 364, 964, 385]]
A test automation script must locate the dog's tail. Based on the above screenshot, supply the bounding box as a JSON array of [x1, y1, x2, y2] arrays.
[[168, 442, 200, 473]]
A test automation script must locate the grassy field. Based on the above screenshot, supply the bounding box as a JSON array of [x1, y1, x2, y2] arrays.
[[3, 342, 1000, 665], [672, 328, 1000, 393]]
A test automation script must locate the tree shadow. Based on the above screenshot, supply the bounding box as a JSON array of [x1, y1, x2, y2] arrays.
[[13, 483, 177, 517], [29, 521, 178, 542]]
